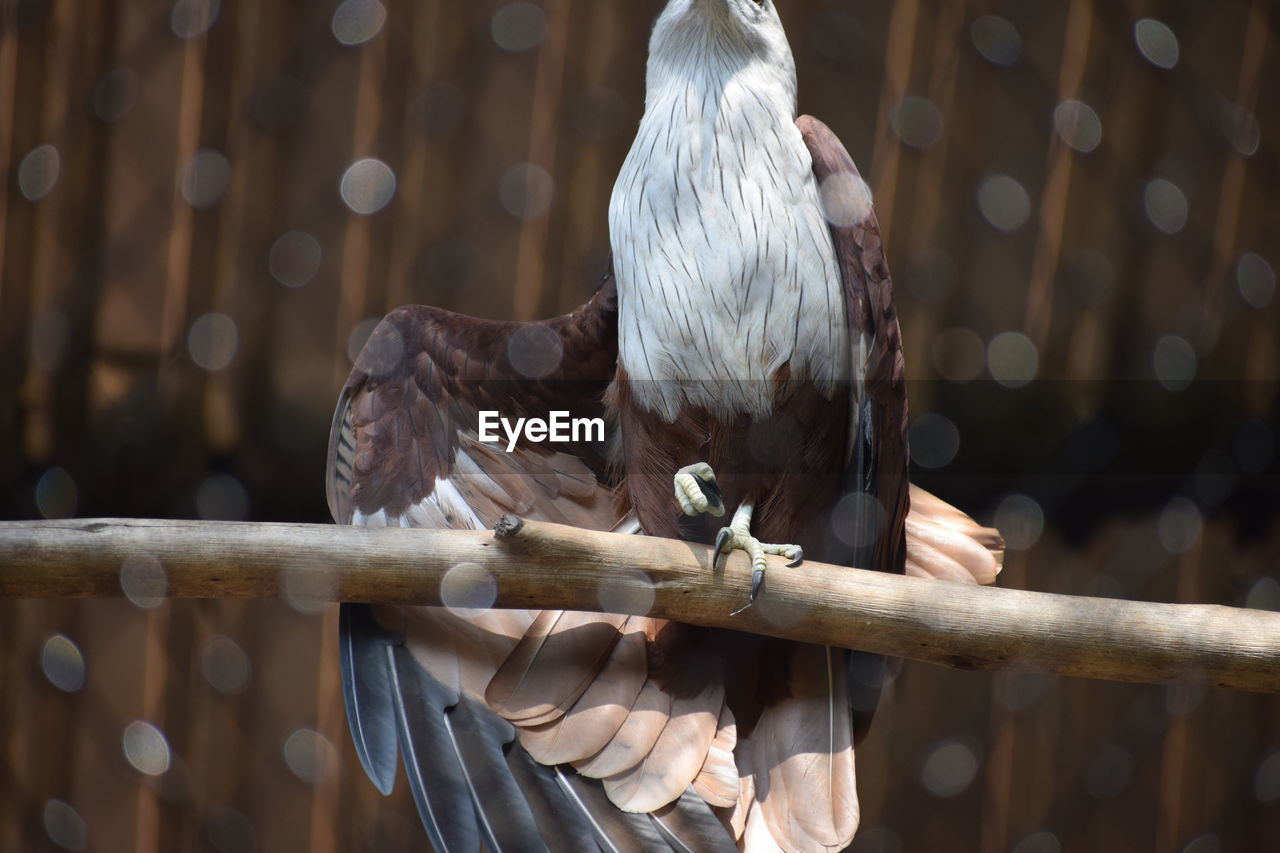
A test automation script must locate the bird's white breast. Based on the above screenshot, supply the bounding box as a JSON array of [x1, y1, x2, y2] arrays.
[[610, 59, 850, 422]]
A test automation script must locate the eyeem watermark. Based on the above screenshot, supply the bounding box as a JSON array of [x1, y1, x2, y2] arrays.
[[479, 411, 605, 452]]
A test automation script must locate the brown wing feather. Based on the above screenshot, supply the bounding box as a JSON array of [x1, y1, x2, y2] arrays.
[[798, 114, 910, 579], [601, 679, 725, 813], [325, 273, 620, 526], [517, 623, 649, 765]]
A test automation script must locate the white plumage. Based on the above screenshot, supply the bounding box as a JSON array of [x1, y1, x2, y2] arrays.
[[609, 0, 853, 421]]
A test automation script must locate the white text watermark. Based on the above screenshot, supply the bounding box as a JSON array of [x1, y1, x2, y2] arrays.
[[478, 410, 605, 452]]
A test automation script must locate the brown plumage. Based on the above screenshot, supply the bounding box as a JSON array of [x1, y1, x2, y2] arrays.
[[328, 116, 1003, 852]]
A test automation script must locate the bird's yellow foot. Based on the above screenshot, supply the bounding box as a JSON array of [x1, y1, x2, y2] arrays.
[[674, 462, 725, 517], [713, 502, 803, 616]]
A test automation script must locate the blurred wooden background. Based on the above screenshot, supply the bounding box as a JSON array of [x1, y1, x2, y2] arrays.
[[1, 0, 1278, 851]]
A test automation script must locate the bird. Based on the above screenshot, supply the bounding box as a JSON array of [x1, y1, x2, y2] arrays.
[[326, 1, 1004, 850]]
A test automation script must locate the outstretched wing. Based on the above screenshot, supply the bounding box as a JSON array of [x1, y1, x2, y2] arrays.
[[328, 273, 739, 851]]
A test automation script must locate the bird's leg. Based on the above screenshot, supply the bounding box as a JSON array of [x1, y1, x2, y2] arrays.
[[674, 464, 803, 613], [711, 503, 804, 615]]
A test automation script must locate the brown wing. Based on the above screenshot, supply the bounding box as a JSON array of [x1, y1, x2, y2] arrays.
[[327, 273, 621, 530], [328, 272, 737, 851], [798, 115, 1003, 583], [798, 114, 910, 580]]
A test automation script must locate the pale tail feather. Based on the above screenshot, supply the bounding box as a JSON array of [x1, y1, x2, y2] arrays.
[[750, 645, 858, 852], [905, 484, 1004, 584]]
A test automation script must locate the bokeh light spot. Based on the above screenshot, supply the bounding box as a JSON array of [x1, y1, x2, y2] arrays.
[[507, 323, 564, 379], [1053, 100, 1103, 153], [281, 563, 337, 615], [890, 95, 944, 149], [120, 553, 168, 609], [994, 494, 1045, 551], [831, 491, 887, 551], [1256, 750, 1280, 802], [977, 174, 1031, 232], [1157, 496, 1202, 554], [172, 0, 221, 38], [347, 316, 383, 367], [987, 331, 1039, 388], [123, 720, 172, 776], [188, 313, 239, 372], [1182, 834, 1221, 853], [19, 144, 60, 201], [1236, 252, 1275, 309], [283, 728, 337, 784], [43, 800, 87, 852], [818, 173, 873, 228], [499, 163, 555, 220], [853, 826, 902, 853], [1134, 18, 1179, 69], [1244, 577, 1280, 612], [1153, 335, 1196, 390], [1013, 831, 1061, 853], [268, 230, 323, 288], [491, 2, 547, 52], [331, 0, 386, 46], [180, 149, 231, 208], [441, 563, 499, 619], [202, 635, 252, 694], [597, 567, 657, 617], [1219, 102, 1260, 156], [41, 634, 86, 693], [196, 473, 250, 521], [1166, 678, 1207, 716], [1085, 745, 1133, 798], [36, 467, 78, 519], [1144, 178, 1188, 234], [970, 15, 1021, 66], [921, 739, 978, 797], [93, 69, 139, 123], [340, 158, 397, 215], [909, 413, 960, 470]]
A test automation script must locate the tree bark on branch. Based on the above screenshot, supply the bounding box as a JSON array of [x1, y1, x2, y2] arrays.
[[1, 517, 1277, 693]]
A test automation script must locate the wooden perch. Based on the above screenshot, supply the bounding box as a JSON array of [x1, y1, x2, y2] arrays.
[[1, 517, 1277, 693]]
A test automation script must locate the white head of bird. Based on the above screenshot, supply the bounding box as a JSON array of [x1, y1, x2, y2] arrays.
[[647, 0, 798, 114]]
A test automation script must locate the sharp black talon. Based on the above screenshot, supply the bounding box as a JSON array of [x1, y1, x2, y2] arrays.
[[786, 547, 804, 568], [691, 472, 724, 515], [712, 527, 731, 568]]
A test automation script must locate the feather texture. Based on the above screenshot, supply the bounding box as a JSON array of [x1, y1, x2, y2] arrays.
[[519, 623, 648, 765], [487, 611, 630, 725], [749, 645, 858, 852], [691, 704, 739, 809], [602, 680, 724, 813], [337, 604, 398, 796], [574, 678, 674, 781]]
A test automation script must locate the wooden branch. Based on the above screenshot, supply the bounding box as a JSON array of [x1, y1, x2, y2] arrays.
[[1, 517, 1277, 693]]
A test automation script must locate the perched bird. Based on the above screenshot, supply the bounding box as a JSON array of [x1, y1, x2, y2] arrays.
[[327, 1, 1004, 850]]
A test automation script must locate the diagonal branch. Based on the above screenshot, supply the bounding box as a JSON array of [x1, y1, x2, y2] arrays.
[[1, 516, 1277, 693]]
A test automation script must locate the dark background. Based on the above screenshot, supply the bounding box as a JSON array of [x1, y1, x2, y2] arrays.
[[1, 0, 1278, 851]]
